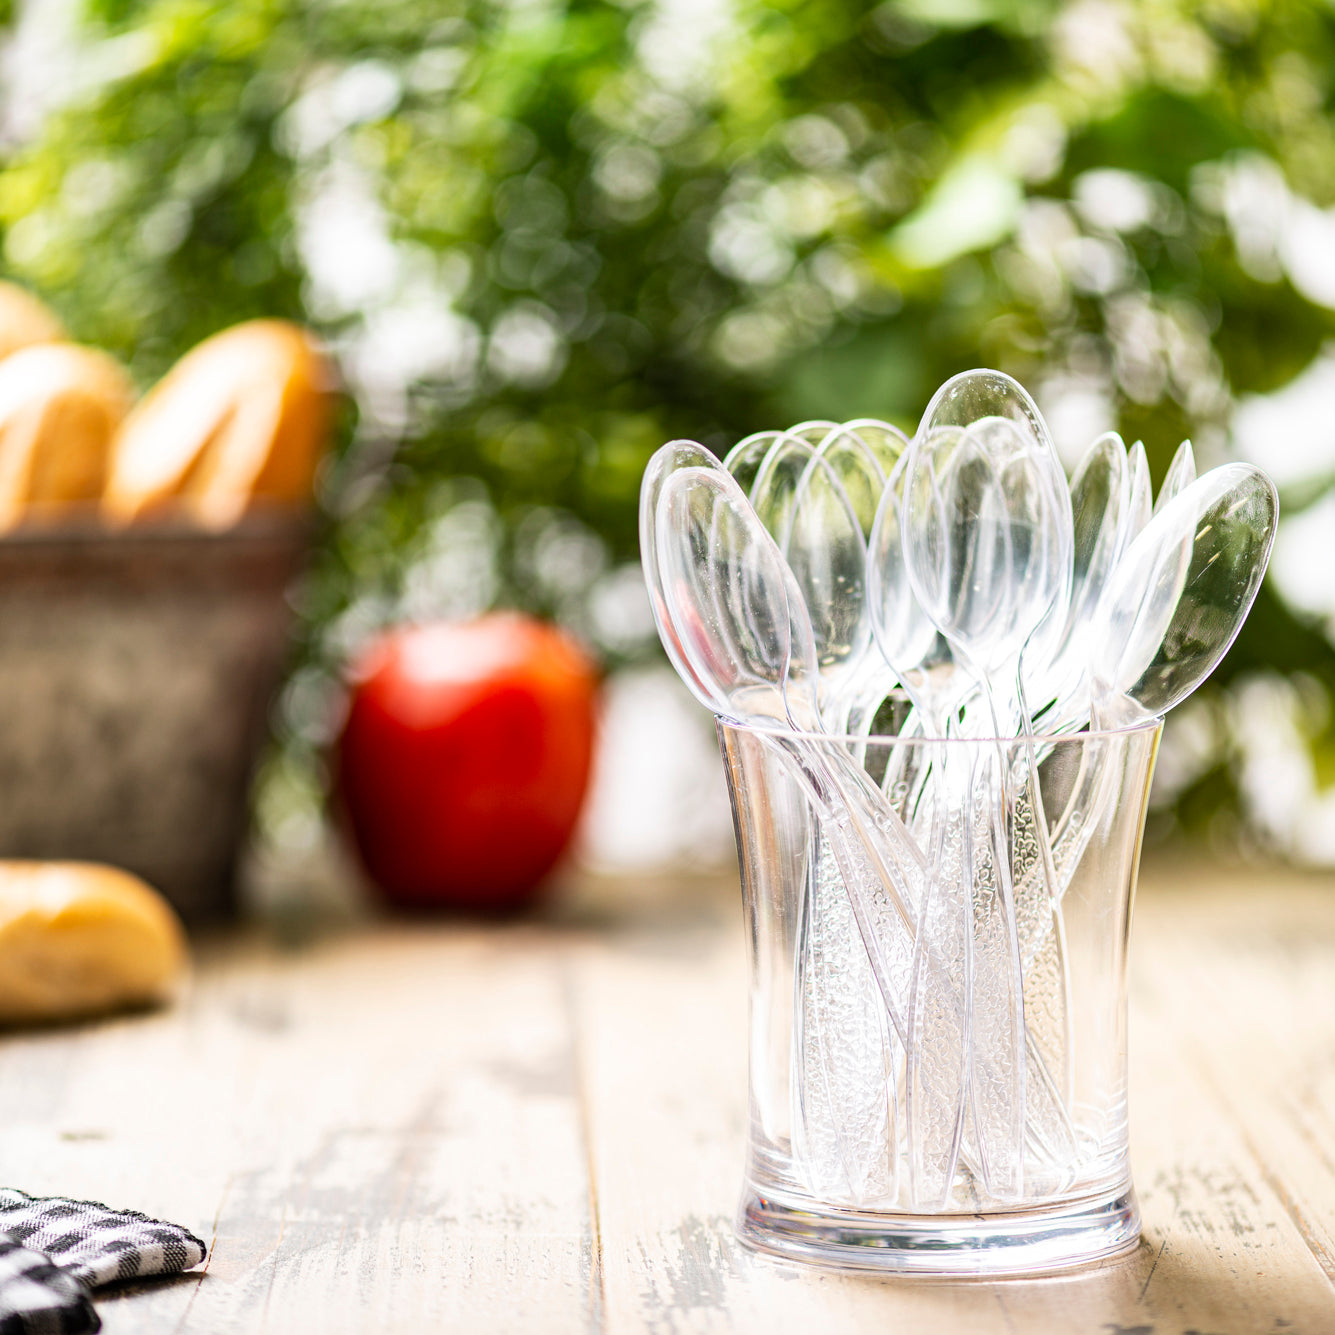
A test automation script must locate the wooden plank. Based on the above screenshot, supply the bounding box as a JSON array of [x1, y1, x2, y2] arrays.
[[571, 862, 1335, 1333], [0, 924, 598, 1335], [3, 860, 1335, 1331], [1126, 863, 1335, 1328]]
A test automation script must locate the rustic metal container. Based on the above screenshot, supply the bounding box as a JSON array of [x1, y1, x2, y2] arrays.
[[0, 515, 308, 920]]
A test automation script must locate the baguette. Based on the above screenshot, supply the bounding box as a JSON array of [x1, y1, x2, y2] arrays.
[[0, 342, 134, 530], [0, 281, 64, 361], [104, 319, 331, 528]]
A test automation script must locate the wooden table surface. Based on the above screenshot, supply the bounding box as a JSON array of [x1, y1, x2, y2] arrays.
[[8, 856, 1335, 1334]]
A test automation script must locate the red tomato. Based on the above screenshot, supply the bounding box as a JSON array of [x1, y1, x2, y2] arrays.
[[337, 614, 599, 912]]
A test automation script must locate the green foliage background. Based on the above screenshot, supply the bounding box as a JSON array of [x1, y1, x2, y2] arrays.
[[2, 0, 1334, 855]]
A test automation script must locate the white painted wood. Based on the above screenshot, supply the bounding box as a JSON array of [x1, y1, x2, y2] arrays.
[[2, 860, 1333, 1332]]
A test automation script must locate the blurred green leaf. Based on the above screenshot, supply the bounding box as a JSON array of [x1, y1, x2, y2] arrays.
[[3, 0, 1335, 855]]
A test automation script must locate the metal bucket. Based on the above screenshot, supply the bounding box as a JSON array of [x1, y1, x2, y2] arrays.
[[0, 516, 308, 920]]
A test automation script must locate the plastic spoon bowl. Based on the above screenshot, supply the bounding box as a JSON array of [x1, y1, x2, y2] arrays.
[[1091, 462, 1278, 725], [783, 453, 874, 730], [1153, 439, 1196, 516], [915, 371, 1073, 723], [1029, 431, 1128, 730], [1123, 440, 1152, 549], [1026, 462, 1280, 969], [638, 439, 728, 708]]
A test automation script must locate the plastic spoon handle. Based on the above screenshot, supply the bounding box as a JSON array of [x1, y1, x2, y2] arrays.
[[1016, 463, 1278, 959]]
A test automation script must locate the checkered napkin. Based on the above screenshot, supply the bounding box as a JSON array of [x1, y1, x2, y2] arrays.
[[0, 1191, 205, 1334]]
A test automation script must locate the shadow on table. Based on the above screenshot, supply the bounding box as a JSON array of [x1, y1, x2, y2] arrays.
[[95, 1266, 206, 1307]]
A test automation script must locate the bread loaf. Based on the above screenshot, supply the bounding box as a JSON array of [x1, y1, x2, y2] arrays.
[[0, 862, 188, 1025], [0, 282, 65, 361], [104, 319, 331, 528], [0, 343, 134, 529]]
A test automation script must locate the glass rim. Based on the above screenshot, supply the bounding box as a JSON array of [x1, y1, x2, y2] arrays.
[[713, 711, 1164, 747]]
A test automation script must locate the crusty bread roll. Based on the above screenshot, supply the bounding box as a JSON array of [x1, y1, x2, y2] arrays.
[[104, 319, 331, 529], [0, 862, 188, 1025], [0, 343, 135, 530], [0, 282, 65, 361]]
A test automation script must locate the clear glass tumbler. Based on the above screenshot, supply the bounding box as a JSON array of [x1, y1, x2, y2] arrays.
[[719, 711, 1161, 1276]]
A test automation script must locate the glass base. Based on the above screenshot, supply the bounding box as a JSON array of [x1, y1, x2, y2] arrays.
[[736, 1184, 1141, 1277]]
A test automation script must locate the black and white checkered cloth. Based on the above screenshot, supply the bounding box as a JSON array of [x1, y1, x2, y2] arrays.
[[0, 1191, 205, 1334]]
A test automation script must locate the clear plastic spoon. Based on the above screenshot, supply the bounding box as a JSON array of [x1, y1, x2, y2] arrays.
[[785, 466, 874, 729], [795, 427, 904, 734], [1093, 462, 1277, 726], [723, 420, 840, 514], [1153, 439, 1196, 516], [1124, 440, 1152, 546], [748, 433, 826, 551], [869, 442, 974, 736], [722, 429, 783, 499], [906, 375, 1078, 1197], [728, 424, 906, 1195], [918, 367, 1054, 456], [1030, 431, 1129, 732], [899, 423, 1040, 1199], [646, 453, 1022, 1205], [810, 420, 908, 540], [638, 439, 729, 708], [646, 459, 927, 934], [903, 420, 1071, 726], [1030, 463, 1278, 935], [916, 370, 1074, 722], [739, 435, 901, 1198], [842, 418, 912, 481]]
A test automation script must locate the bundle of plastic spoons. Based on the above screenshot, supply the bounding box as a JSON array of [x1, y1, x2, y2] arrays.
[[638, 372, 1277, 1210]]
